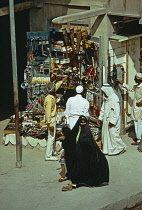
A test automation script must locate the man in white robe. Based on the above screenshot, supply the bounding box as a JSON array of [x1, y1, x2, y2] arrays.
[[119, 73, 142, 145], [97, 84, 126, 155], [65, 85, 90, 129]]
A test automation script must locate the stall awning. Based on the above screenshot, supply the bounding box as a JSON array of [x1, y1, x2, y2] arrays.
[[51, 8, 107, 24], [51, 7, 142, 25], [109, 33, 142, 42]]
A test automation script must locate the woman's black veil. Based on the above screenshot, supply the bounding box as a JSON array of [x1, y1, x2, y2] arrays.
[[72, 115, 109, 186]]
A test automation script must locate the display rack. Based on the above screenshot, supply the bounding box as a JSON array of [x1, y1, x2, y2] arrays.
[[23, 22, 101, 115], [13, 21, 102, 145], [48, 20, 101, 115]]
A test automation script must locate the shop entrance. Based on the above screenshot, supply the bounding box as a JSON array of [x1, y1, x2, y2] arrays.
[[0, 10, 29, 120]]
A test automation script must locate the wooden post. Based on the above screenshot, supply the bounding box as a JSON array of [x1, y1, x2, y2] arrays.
[[98, 36, 103, 110], [9, 0, 22, 168], [126, 40, 129, 113], [122, 40, 129, 134]]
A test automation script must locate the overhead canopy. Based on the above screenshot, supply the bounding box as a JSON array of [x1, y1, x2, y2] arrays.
[[108, 12, 140, 18], [52, 8, 107, 24], [52, 8, 142, 25], [109, 33, 142, 42]]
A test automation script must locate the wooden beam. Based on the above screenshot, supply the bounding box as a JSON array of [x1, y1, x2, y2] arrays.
[[0, 1, 33, 16], [52, 8, 142, 24], [108, 12, 140, 18], [52, 8, 107, 24]]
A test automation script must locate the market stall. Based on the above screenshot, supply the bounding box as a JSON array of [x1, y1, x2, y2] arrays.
[[3, 21, 102, 149]]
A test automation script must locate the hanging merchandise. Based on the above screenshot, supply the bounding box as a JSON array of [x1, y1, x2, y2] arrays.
[[82, 28, 88, 40], [21, 81, 29, 90], [25, 25, 100, 126], [81, 28, 88, 50], [76, 28, 81, 54], [93, 43, 99, 67], [62, 27, 69, 47], [70, 28, 75, 51], [3, 22, 103, 150], [28, 38, 35, 61], [39, 64, 44, 73], [22, 32, 51, 110]]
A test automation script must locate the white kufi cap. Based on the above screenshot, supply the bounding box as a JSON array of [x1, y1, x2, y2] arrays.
[[76, 85, 83, 93], [135, 73, 142, 80]]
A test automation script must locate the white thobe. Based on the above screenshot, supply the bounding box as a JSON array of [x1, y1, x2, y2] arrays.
[[122, 83, 142, 140], [99, 93, 126, 155], [64, 94, 90, 129]]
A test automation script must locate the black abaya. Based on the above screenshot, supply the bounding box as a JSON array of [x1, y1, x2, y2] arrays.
[[63, 115, 109, 187]]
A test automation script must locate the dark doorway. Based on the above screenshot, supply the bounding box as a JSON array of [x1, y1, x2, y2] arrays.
[[0, 10, 29, 121]]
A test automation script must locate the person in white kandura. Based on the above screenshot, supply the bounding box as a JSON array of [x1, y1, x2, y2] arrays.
[[97, 84, 126, 156], [64, 85, 90, 129], [118, 72, 142, 146]]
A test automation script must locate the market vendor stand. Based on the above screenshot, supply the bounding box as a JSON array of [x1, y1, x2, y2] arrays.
[[4, 18, 102, 153]]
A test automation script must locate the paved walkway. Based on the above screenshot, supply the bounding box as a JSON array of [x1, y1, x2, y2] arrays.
[[0, 119, 142, 210]]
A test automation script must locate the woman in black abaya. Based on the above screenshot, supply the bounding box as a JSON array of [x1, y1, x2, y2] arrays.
[[62, 115, 109, 191]]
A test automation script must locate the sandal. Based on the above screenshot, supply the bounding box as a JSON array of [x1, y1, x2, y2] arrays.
[[120, 149, 126, 154], [62, 184, 72, 191], [58, 177, 67, 182]]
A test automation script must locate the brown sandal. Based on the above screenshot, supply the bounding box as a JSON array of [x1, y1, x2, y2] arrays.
[[120, 149, 126, 154], [58, 177, 67, 182], [62, 184, 72, 191]]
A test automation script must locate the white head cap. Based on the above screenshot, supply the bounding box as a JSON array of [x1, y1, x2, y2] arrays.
[[135, 73, 142, 80], [76, 85, 83, 93], [101, 83, 114, 97]]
